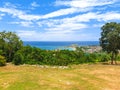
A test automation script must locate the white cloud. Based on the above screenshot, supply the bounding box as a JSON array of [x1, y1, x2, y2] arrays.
[[98, 12, 120, 21], [0, 0, 118, 22], [31, 2, 39, 7], [93, 24, 103, 28], [17, 30, 51, 41], [4, 2, 18, 8], [35, 11, 120, 38], [0, 7, 41, 21], [56, 11, 120, 24], [0, 7, 80, 21], [55, 0, 117, 8], [36, 18, 88, 35], [42, 8, 78, 19], [0, 2, 91, 21], [17, 30, 99, 41], [62, 12, 98, 23], [37, 20, 58, 27], [42, 7, 91, 19], [35, 11, 120, 35], [0, 0, 119, 22], [46, 23, 88, 32], [17, 30, 36, 37], [18, 14, 41, 21], [11, 21, 33, 27], [0, 13, 5, 20]]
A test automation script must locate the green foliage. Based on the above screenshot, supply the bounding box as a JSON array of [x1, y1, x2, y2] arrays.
[[13, 46, 110, 66], [0, 31, 23, 62], [0, 50, 2, 55], [0, 55, 6, 66], [13, 52, 24, 65], [117, 55, 120, 61], [100, 22, 120, 64], [14, 45, 44, 65], [99, 53, 110, 62]]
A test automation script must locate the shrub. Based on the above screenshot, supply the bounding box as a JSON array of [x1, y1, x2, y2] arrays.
[[0, 55, 6, 66], [0, 50, 3, 55], [100, 53, 110, 62], [13, 52, 24, 65]]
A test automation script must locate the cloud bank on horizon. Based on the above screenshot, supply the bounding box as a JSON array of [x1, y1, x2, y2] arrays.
[[0, 0, 120, 41]]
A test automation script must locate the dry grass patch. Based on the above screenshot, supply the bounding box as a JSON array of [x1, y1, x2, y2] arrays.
[[0, 64, 120, 90]]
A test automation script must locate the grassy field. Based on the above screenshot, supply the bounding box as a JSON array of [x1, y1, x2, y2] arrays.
[[0, 63, 120, 90]]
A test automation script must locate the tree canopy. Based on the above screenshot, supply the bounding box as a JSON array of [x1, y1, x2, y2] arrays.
[[0, 31, 23, 62], [100, 22, 120, 64]]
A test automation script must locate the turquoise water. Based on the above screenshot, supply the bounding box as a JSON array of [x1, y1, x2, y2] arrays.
[[23, 41, 99, 50]]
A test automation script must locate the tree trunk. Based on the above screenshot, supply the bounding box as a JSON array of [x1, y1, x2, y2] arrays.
[[111, 59, 114, 64], [111, 52, 114, 65], [115, 59, 117, 65], [111, 52, 118, 65], [114, 54, 117, 65]]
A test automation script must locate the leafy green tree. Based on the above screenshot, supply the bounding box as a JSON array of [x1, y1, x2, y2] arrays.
[[0, 31, 23, 62], [100, 22, 120, 64]]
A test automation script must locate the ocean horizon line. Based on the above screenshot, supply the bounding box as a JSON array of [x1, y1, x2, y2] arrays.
[[23, 41, 99, 42], [23, 41, 99, 50]]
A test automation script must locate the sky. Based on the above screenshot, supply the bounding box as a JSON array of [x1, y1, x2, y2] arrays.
[[0, 0, 120, 41]]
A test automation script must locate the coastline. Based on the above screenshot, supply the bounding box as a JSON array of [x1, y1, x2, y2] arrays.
[[23, 41, 99, 50]]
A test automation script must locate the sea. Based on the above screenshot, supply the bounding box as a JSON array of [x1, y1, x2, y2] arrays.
[[23, 41, 99, 50]]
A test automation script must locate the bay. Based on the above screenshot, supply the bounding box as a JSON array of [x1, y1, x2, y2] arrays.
[[23, 41, 99, 50]]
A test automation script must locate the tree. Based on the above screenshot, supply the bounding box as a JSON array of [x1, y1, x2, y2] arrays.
[[100, 22, 120, 64], [0, 31, 23, 62]]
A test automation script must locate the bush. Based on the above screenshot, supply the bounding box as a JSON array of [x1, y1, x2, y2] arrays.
[[13, 52, 24, 65], [100, 53, 110, 62], [0, 50, 3, 55], [0, 55, 6, 66]]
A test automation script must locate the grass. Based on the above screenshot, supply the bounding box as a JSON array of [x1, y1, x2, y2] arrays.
[[0, 63, 120, 90]]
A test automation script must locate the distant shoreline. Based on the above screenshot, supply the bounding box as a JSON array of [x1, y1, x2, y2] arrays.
[[23, 41, 100, 50]]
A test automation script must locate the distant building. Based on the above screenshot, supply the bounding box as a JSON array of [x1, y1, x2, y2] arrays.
[[82, 46, 102, 53]]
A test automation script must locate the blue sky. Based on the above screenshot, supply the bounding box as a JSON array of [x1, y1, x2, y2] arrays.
[[0, 0, 120, 41]]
